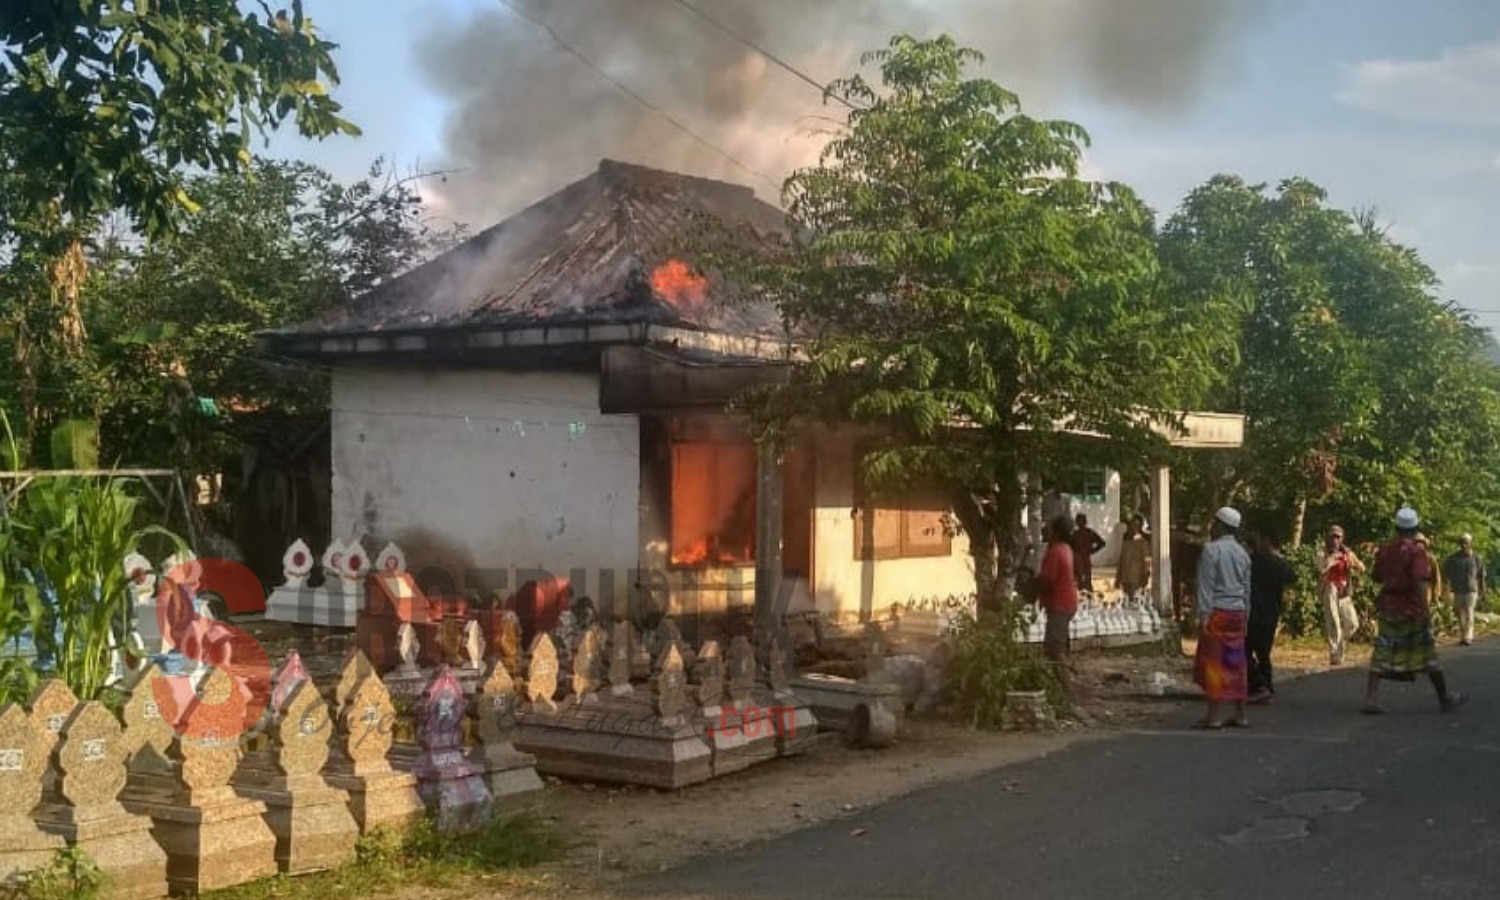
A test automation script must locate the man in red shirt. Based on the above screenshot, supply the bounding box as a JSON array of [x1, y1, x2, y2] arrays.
[[1038, 516, 1080, 663], [1363, 506, 1468, 714]]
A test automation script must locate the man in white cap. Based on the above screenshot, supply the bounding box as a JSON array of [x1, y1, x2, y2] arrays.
[[1442, 533, 1486, 646], [1192, 506, 1253, 728], [1364, 507, 1468, 714]]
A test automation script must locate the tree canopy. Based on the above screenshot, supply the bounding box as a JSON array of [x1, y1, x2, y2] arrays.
[[750, 35, 1235, 607]]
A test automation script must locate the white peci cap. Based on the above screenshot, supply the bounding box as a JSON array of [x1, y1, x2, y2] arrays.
[[1395, 507, 1419, 530], [1214, 507, 1242, 529]]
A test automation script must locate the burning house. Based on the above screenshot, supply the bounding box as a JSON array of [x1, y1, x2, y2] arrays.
[[261, 159, 1243, 643]]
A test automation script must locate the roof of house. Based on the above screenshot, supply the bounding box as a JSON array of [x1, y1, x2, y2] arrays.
[[273, 159, 793, 344]]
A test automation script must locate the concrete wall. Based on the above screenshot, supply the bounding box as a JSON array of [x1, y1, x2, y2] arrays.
[[330, 367, 640, 607], [805, 432, 976, 619]]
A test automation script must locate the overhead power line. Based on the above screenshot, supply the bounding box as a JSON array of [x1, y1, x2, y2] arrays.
[[493, 0, 779, 193], [666, 0, 859, 111]]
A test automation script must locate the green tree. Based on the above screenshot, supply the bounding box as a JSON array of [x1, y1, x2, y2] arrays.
[[1160, 176, 1500, 547], [748, 35, 1232, 610], [0, 0, 357, 452]]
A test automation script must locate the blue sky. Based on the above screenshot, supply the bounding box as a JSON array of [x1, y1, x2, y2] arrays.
[[267, 0, 1499, 325]]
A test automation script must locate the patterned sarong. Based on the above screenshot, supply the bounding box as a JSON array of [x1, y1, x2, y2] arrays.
[[1194, 608, 1249, 701], [1370, 614, 1440, 681]]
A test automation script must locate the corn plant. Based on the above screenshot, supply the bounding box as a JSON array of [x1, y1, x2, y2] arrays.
[[1, 475, 184, 705]]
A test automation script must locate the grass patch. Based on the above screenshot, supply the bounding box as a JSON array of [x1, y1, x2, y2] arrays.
[[204, 814, 561, 900]]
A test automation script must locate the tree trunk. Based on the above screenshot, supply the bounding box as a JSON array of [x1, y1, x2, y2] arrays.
[[955, 464, 1024, 617], [1289, 493, 1308, 548]]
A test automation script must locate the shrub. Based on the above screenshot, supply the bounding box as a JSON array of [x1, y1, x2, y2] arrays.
[[947, 601, 1065, 730]]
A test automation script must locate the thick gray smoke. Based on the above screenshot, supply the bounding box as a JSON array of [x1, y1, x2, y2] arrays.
[[416, 0, 1282, 226]]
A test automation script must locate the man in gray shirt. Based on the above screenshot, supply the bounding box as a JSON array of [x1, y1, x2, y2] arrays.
[[1193, 507, 1253, 729], [1442, 534, 1486, 646]]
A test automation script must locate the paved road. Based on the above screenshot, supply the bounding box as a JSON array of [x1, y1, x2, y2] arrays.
[[628, 641, 1500, 900]]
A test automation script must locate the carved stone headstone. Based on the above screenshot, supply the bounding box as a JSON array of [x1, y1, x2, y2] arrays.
[[121, 668, 279, 894], [570, 626, 603, 697], [121, 663, 175, 780], [473, 662, 542, 815], [375, 542, 407, 575], [332, 648, 378, 714], [270, 650, 312, 719], [463, 619, 486, 672], [0, 704, 66, 883], [324, 675, 424, 834], [283, 539, 315, 587], [413, 667, 492, 832], [497, 610, 522, 675], [607, 620, 634, 696], [653, 644, 688, 720], [237, 680, 358, 875], [36, 701, 169, 900], [727, 636, 756, 704], [694, 641, 724, 713], [29, 679, 79, 799], [526, 634, 560, 714], [395, 621, 422, 677], [768, 634, 793, 692]]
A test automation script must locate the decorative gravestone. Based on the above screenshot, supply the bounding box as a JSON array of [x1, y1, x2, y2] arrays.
[[863, 621, 888, 681], [570, 626, 603, 698], [653, 645, 688, 721], [395, 622, 422, 678], [526, 635, 560, 714], [321, 540, 346, 581], [412, 667, 492, 832], [658, 616, 692, 670], [463, 620, 486, 673], [283, 539, 315, 587], [332, 648, 378, 714], [694, 641, 724, 715], [28, 679, 79, 799], [235, 680, 358, 874], [768, 634, 793, 692], [375, 542, 407, 575], [35, 701, 168, 900], [473, 662, 542, 815], [497, 610, 522, 676], [120, 664, 175, 784], [0, 704, 66, 884], [121, 668, 278, 894], [727, 636, 756, 704], [607, 620, 634, 697], [325, 674, 424, 834], [270, 650, 312, 720]]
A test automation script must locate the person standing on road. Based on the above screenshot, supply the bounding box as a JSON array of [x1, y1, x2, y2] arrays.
[[1038, 516, 1080, 667], [1193, 507, 1252, 729], [1248, 532, 1297, 704], [1363, 507, 1468, 715], [1071, 513, 1106, 594], [1115, 514, 1152, 602], [1318, 525, 1366, 666], [1442, 534, 1486, 646]]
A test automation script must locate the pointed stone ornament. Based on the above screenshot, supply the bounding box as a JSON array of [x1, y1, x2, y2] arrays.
[[694, 641, 724, 712], [473, 661, 541, 815], [341, 537, 369, 583], [283, 539, 314, 586], [607, 620, 634, 696], [413, 667, 492, 832], [324, 675, 424, 834], [463, 619, 485, 671], [332, 648, 378, 713], [321, 539, 346, 580], [270, 650, 312, 719], [0, 704, 66, 884], [654, 644, 688, 720], [375, 542, 407, 575], [122, 667, 279, 894], [570, 626, 603, 697], [28, 679, 79, 799], [497, 609, 522, 675], [525, 634, 560, 713], [727, 636, 756, 704], [123, 552, 156, 602], [121, 663, 175, 776]]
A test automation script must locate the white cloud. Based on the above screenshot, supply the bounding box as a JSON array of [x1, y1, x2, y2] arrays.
[[1337, 40, 1500, 127]]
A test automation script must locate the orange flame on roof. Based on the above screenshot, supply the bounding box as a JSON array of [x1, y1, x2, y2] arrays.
[[650, 259, 708, 312]]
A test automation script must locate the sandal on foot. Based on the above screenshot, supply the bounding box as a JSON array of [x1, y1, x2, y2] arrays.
[[1361, 704, 1387, 715], [1225, 719, 1250, 729]]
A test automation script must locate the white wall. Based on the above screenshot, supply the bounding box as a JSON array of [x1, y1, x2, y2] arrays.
[[330, 367, 640, 606], [805, 433, 975, 619]]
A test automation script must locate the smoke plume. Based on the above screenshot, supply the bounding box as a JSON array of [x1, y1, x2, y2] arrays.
[[416, 0, 1283, 227]]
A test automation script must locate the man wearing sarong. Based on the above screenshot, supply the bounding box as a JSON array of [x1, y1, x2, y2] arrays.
[[1193, 507, 1252, 729], [1363, 506, 1469, 715], [1318, 525, 1365, 665]]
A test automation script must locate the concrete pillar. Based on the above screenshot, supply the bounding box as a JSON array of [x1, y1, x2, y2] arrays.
[[753, 443, 785, 664], [1150, 466, 1172, 615]]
